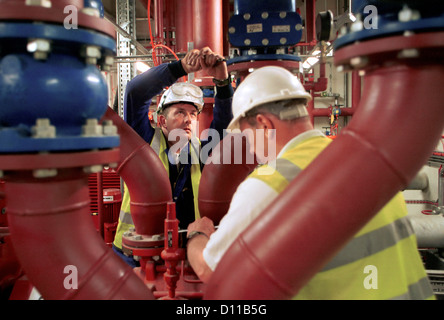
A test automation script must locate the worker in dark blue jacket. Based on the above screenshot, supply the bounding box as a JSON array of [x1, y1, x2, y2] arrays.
[[113, 47, 233, 267]]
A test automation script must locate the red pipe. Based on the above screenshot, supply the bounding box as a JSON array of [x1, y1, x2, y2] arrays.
[[154, 0, 164, 43], [304, 0, 317, 48], [304, 62, 328, 93], [205, 58, 444, 298], [192, 0, 223, 78], [103, 108, 172, 236], [222, 0, 231, 56], [165, 0, 175, 51], [5, 107, 172, 299], [6, 169, 154, 300], [198, 133, 257, 225], [311, 107, 355, 117], [190, 0, 224, 137], [174, 0, 193, 53], [352, 70, 362, 109]]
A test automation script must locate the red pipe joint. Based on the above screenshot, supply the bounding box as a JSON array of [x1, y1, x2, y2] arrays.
[[6, 169, 153, 300], [103, 108, 172, 236]]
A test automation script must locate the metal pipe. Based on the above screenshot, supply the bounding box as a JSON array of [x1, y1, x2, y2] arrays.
[[409, 214, 444, 248], [192, 0, 223, 76], [5, 169, 154, 300], [205, 47, 444, 299], [102, 107, 173, 236], [174, 0, 193, 53], [154, 0, 164, 42], [5, 106, 171, 299], [0, 0, 152, 300], [198, 133, 257, 225], [305, 0, 317, 47], [351, 70, 361, 109], [404, 170, 429, 191]]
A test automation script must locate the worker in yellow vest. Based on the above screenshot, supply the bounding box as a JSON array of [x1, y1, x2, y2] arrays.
[[113, 47, 233, 267], [186, 66, 435, 299]]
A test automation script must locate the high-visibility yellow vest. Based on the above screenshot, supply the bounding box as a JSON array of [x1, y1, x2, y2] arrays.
[[113, 128, 201, 250], [249, 132, 434, 300]]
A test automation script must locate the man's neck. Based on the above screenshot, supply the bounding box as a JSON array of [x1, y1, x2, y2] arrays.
[[275, 118, 314, 156]]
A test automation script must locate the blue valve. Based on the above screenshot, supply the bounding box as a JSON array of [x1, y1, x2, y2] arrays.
[[0, 2, 117, 153], [84, 0, 104, 18]]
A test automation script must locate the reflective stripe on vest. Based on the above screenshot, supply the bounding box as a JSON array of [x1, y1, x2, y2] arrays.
[[113, 183, 133, 249], [118, 207, 134, 225], [249, 134, 434, 300]]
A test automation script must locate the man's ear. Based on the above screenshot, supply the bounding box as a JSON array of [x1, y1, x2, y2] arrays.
[[158, 114, 167, 129], [255, 114, 276, 138]]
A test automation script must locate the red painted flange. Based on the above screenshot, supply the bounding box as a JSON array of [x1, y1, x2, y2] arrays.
[[0, 2, 115, 38], [334, 31, 444, 70], [0, 149, 120, 171]]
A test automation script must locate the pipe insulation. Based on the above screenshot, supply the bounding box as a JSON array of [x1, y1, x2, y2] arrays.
[[205, 61, 444, 299], [409, 214, 444, 249], [404, 170, 429, 191]]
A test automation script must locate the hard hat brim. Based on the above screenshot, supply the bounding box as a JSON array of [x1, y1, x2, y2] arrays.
[[162, 101, 203, 113]]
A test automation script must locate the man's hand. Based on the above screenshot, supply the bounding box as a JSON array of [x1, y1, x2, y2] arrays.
[[181, 49, 202, 74], [186, 216, 215, 283], [187, 216, 215, 238], [181, 47, 229, 81], [199, 47, 229, 80]]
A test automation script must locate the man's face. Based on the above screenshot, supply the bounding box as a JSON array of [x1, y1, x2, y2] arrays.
[[160, 103, 199, 143]]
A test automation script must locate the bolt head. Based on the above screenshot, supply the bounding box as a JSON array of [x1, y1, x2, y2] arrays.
[[25, 0, 51, 8]]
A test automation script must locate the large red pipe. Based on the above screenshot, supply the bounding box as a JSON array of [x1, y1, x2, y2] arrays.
[[352, 70, 361, 109], [198, 133, 257, 225], [192, 0, 223, 76], [154, 0, 164, 43], [6, 169, 153, 300], [103, 108, 172, 236], [5, 107, 172, 300], [205, 51, 444, 298], [305, 0, 317, 47], [174, 0, 193, 53]]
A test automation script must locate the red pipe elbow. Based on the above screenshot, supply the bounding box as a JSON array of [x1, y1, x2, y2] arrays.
[[205, 38, 444, 299], [6, 170, 153, 300], [198, 133, 257, 225], [102, 108, 172, 236]]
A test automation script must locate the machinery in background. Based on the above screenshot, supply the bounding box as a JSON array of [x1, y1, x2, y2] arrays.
[[88, 168, 122, 246], [227, 0, 303, 80]]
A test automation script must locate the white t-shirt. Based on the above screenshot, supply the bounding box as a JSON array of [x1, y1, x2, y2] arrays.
[[203, 129, 324, 271]]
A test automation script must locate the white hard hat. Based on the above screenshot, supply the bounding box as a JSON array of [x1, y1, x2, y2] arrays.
[[227, 66, 312, 130], [157, 82, 204, 114]]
